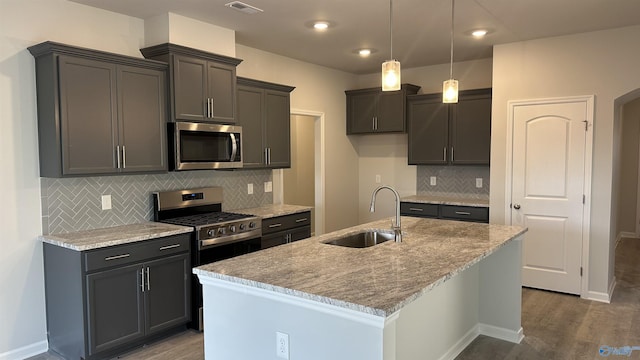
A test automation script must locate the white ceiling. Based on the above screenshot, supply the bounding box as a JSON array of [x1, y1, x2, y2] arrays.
[[70, 0, 640, 74]]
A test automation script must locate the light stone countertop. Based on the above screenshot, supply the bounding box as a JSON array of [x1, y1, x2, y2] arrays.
[[194, 217, 526, 317], [234, 204, 313, 219], [402, 195, 490, 207], [40, 222, 193, 251]]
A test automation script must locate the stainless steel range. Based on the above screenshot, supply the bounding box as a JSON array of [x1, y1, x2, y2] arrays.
[[153, 187, 262, 330]]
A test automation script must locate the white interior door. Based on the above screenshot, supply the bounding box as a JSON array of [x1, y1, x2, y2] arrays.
[[511, 100, 589, 295]]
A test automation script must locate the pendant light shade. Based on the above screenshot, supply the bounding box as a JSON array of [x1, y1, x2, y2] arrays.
[[382, 0, 401, 91], [443, 0, 458, 103]]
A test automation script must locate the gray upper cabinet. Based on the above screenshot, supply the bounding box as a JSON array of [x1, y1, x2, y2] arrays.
[[28, 42, 168, 177], [236, 77, 295, 169], [345, 84, 420, 134], [408, 88, 492, 165], [140, 43, 242, 124]]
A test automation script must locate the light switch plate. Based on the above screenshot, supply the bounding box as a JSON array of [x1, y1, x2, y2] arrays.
[[101, 195, 112, 210], [476, 178, 483, 188], [247, 183, 254, 195], [430, 176, 437, 186], [265, 181, 273, 193], [375, 175, 381, 183]]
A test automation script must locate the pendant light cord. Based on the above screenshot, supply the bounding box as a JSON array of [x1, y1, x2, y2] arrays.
[[390, 0, 394, 60], [449, 0, 455, 79]]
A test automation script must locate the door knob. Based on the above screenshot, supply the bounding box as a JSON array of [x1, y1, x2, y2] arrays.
[[513, 204, 521, 210]]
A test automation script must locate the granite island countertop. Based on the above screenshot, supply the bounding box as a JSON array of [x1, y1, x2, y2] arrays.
[[402, 195, 489, 207], [234, 204, 312, 219], [194, 217, 525, 317], [40, 222, 193, 251]]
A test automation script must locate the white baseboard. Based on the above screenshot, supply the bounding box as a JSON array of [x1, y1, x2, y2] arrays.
[[583, 277, 616, 303], [0, 340, 48, 360], [617, 232, 638, 248], [436, 325, 480, 360], [478, 324, 524, 344]]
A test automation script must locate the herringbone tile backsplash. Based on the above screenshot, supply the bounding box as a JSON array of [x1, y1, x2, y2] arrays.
[[41, 170, 273, 234], [417, 166, 490, 199]]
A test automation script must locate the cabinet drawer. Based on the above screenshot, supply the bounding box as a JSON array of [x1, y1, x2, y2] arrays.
[[262, 211, 311, 235], [400, 202, 439, 218], [440, 205, 489, 223], [84, 233, 190, 272]]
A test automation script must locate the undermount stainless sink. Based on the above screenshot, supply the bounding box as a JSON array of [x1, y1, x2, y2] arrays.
[[323, 231, 395, 248]]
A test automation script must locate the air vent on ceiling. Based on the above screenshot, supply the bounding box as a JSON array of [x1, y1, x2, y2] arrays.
[[225, 1, 263, 14]]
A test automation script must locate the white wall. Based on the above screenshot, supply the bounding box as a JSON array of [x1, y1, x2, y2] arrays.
[[491, 25, 640, 296], [354, 59, 493, 223], [235, 45, 360, 232], [0, 0, 147, 357]]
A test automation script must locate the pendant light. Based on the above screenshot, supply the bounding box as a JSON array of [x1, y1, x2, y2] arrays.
[[443, 0, 458, 103], [382, 0, 400, 91]]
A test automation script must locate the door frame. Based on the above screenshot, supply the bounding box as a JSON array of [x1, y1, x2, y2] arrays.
[[272, 108, 326, 235], [504, 95, 594, 298]]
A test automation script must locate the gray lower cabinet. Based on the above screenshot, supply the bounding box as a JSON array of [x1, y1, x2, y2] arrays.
[[140, 43, 242, 123], [44, 234, 190, 360], [237, 77, 295, 169], [408, 88, 491, 165], [28, 41, 168, 177], [345, 84, 420, 134], [401, 202, 489, 223], [261, 211, 312, 249]]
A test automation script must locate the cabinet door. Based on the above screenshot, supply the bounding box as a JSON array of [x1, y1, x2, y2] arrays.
[[408, 96, 449, 165], [347, 92, 376, 134], [376, 91, 406, 132], [450, 91, 492, 165], [236, 85, 265, 168], [86, 263, 144, 355], [58, 55, 118, 175], [173, 55, 207, 121], [261, 232, 289, 249], [207, 61, 236, 123], [145, 254, 190, 335], [118, 65, 167, 173], [264, 89, 291, 168], [289, 226, 311, 242]]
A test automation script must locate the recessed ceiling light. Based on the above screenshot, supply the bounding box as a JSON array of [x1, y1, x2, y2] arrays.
[[466, 28, 493, 38], [353, 48, 377, 57], [314, 22, 329, 30], [305, 20, 336, 31]]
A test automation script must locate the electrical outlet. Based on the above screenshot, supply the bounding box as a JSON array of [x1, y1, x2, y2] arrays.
[[430, 176, 437, 186], [375, 175, 381, 183], [476, 178, 483, 188], [101, 195, 112, 210], [276, 332, 289, 359], [247, 183, 253, 195], [265, 181, 273, 193]]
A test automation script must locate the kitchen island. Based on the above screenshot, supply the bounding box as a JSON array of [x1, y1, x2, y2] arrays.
[[193, 217, 526, 360]]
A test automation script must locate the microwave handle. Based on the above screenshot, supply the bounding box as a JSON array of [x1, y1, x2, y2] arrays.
[[230, 133, 238, 161]]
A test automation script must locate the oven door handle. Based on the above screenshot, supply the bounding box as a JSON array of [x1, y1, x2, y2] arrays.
[[199, 229, 262, 250], [230, 133, 238, 161]]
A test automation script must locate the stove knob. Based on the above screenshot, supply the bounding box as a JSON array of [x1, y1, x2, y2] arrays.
[[249, 222, 256, 228], [218, 228, 225, 235], [239, 223, 246, 231], [207, 229, 215, 237], [229, 225, 236, 233]]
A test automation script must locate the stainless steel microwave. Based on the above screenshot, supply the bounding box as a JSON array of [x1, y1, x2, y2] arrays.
[[169, 122, 242, 170]]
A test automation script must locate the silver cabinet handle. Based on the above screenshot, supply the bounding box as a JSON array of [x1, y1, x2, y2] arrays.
[[443, 147, 447, 162], [105, 253, 130, 261], [409, 208, 424, 212], [122, 145, 126, 169], [264, 148, 269, 165], [455, 211, 471, 215], [140, 268, 145, 292], [269, 223, 282, 228], [451, 147, 454, 162], [513, 204, 521, 210], [116, 146, 121, 169], [210, 97, 214, 117], [267, 147, 271, 165], [159, 244, 180, 251], [295, 218, 308, 223], [372, 117, 375, 130], [146, 267, 150, 291]]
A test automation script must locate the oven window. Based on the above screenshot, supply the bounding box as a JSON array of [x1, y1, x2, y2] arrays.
[[197, 238, 261, 265], [180, 131, 232, 162]]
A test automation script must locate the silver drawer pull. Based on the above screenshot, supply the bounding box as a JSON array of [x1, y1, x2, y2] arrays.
[[159, 244, 181, 251], [269, 223, 283, 228], [455, 211, 472, 215], [146, 267, 150, 291], [140, 268, 145, 292], [409, 208, 424, 212], [104, 254, 130, 261], [295, 218, 308, 223]]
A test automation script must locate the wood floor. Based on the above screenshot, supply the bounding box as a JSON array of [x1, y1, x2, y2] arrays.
[[30, 238, 640, 360]]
